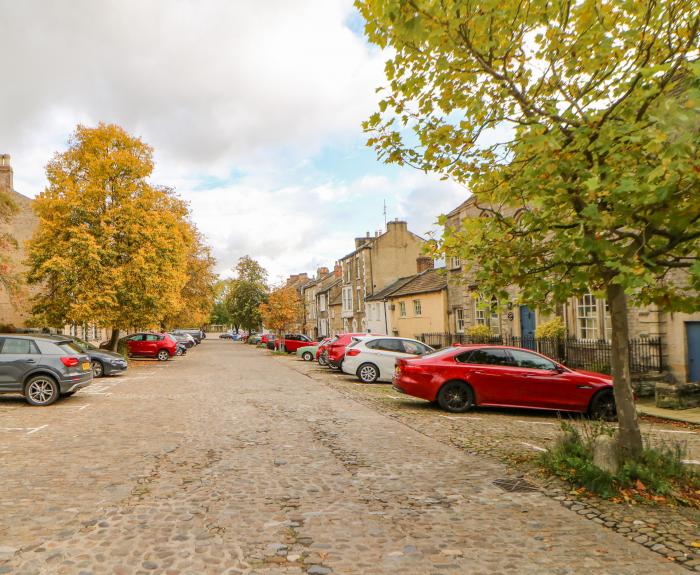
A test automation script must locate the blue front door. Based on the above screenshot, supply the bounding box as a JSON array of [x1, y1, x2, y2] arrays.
[[519, 306, 536, 349], [687, 322, 700, 382]]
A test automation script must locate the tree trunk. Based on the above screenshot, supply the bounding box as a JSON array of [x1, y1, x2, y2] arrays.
[[606, 283, 643, 458], [108, 327, 121, 352]]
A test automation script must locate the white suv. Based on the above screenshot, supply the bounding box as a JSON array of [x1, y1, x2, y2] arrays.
[[342, 336, 434, 383]]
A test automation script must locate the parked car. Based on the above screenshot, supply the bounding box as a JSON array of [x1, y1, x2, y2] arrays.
[[342, 336, 434, 383], [297, 338, 331, 362], [219, 332, 238, 340], [247, 334, 262, 345], [392, 344, 616, 418], [0, 334, 93, 406], [323, 333, 374, 370], [67, 337, 128, 378], [173, 329, 203, 344], [316, 337, 334, 366], [260, 333, 276, 348], [124, 332, 178, 361], [273, 334, 316, 353], [169, 332, 196, 349]]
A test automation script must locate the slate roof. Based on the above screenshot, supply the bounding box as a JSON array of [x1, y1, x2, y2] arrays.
[[365, 275, 415, 302], [366, 268, 447, 301]]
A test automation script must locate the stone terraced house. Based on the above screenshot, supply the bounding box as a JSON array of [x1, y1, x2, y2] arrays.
[[444, 197, 700, 394]]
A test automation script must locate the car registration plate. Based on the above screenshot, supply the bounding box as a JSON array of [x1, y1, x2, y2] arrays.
[[82, 362, 91, 371]]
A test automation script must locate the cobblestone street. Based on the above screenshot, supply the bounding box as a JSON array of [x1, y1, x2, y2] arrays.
[[0, 339, 696, 574]]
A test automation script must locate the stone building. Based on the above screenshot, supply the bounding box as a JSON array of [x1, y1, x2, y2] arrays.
[[365, 258, 448, 339], [338, 220, 425, 333], [0, 155, 39, 329], [444, 197, 700, 387]]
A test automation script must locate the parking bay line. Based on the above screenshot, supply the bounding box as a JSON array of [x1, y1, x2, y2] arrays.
[[521, 442, 547, 452], [0, 424, 48, 435], [516, 420, 557, 426]]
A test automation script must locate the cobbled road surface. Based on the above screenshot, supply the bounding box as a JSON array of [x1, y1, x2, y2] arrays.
[[0, 339, 691, 574]]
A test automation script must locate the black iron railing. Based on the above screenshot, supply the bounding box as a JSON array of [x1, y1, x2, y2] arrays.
[[417, 333, 663, 374]]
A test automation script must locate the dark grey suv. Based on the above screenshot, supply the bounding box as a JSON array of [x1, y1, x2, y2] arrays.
[[0, 334, 93, 406]]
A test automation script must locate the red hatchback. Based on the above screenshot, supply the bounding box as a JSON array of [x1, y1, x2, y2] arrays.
[[126, 332, 178, 361], [393, 345, 616, 419], [324, 333, 376, 369]]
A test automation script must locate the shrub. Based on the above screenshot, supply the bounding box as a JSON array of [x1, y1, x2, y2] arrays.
[[466, 324, 492, 342], [540, 421, 700, 506], [535, 317, 566, 339]]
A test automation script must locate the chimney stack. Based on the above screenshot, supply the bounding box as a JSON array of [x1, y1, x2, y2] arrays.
[[334, 263, 342, 278], [417, 256, 434, 273], [317, 266, 329, 279], [0, 154, 13, 192]]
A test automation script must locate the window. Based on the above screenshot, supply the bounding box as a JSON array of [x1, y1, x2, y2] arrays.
[[319, 294, 326, 312], [450, 257, 462, 269], [145, 334, 161, 342], [399, 301, 407, 317], [356, 257, 361, 279], [413, 299, 422, 316], [577, 293, 598, 339], [403, 340, 429, 355], [475, 296, 501, 336], [58, 341, 84, 354], [370, 338, 405, 353], [129, 334, 145, 341], [0, 338, 38, 354], [342, 287, 353, 312], [508, 349, 558, 371], [456, 308, 465, 333], [456, 348, 511, 366], [603, 300, 612, 341]]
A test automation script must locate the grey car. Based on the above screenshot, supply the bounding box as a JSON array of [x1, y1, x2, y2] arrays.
[[67, 337, 128, 378], [0, 334, 93, 406]]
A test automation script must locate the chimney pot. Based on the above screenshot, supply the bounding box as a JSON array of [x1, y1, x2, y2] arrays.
[[0, 153, 13, 192], [417, 256, 434, 273]]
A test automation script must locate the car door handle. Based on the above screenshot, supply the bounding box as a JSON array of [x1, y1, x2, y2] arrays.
[[25, 359, 36, 363], [577, 385, 593, 389]]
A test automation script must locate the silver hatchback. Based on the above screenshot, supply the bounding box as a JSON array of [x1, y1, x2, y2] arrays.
[[0, 334, 93, 406]]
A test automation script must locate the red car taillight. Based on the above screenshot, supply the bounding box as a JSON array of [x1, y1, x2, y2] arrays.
[[60, 357, 79, 367], [346, 349, 360, 357]]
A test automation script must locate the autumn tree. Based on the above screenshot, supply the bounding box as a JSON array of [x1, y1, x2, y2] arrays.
[[163, 229, 217, 329], [27, 123, 193, 349], [0, 169, 18, 297], [258, 285, 302, 351], [225, 256, 268, 333], [358, 0, 700, 456]]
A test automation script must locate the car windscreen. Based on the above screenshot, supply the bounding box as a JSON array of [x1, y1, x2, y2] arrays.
[[58, 341, 84, 354], [74, 337, 97, 350]]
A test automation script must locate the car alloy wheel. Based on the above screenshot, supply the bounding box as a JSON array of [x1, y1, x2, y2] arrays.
[[176, 347, 184, 356], [318, 354, 328, 366], [358, 363, 379, 383], [91, 360, 104, 378], [589, 391, 617, 421], [302, 351, 313, 361], [437, 381, 474, 413], [25, 376, 59, 406], [157, 349, 170, 361]]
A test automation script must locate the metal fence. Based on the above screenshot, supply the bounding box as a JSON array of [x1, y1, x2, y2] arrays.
[[417, 333, 664, 374]]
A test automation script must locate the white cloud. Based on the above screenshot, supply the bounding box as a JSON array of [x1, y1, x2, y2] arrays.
[[0, 0, 469, 282]]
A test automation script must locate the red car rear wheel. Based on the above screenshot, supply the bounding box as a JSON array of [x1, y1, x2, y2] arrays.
[[437, 380, 474, 413]]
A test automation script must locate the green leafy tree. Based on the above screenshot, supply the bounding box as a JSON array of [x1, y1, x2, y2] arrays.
[[27, 123, 193, 349], [225, 256, 268, 333], [358, 0, 700, 456]]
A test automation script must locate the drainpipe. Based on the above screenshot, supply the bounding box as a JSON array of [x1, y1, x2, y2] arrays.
[[383, 299, 389, 335]]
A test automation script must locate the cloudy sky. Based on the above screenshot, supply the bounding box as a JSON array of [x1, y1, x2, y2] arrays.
[[0, 0, 467, 283]]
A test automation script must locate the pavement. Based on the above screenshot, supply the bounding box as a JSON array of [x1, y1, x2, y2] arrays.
[[0, 339, 696, 574], [637, 400, 700, 425]]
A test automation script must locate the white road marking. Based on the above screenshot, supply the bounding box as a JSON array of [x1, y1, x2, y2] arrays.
[[439, 415, 483, 421], [521, 442, 547, 452], [516, 420, 556, 426], [0, 424, 48, 435], [656, 429, 697, 435], [681, 459, 700, 465], [387, 395, 424, 402]]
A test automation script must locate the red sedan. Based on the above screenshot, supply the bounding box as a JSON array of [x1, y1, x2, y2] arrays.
[[393, 345, 616, 419]]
